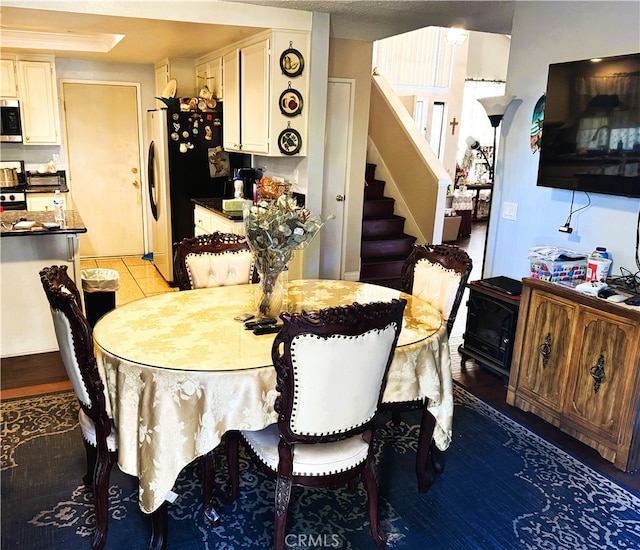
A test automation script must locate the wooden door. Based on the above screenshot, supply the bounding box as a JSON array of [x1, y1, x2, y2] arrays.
[[516, 290, 576, 413], [319, 79, 354, 280], [62, 82, 144, 257]]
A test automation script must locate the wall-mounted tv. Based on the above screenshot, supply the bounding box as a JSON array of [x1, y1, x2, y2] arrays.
[[537, 52, 640, 198]]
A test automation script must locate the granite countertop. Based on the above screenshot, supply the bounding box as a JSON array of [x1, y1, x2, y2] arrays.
[[192, 197, 244, 220], [0, 209, 87, 236]]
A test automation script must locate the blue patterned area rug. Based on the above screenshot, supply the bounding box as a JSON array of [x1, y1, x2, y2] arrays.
[[2, 386, 639, 550]]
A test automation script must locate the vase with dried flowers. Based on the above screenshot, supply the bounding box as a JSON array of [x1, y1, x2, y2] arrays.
[[244, 195, 330, 318]]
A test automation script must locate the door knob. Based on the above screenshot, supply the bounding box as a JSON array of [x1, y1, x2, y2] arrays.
[[132, 180, 140, 188], [132, 167, 138, 174], [335, 195, 345, 202]]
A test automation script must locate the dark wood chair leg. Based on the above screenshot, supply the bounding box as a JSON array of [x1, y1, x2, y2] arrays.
[[223, 431, 240, 506], [362, 461, 386, 548], [201, 451, 220, 526], [416, 405, 436, 493], [83, 439, 97, 487], [91, 449, 116, 550], [149, 502, 168, 550], [273, 474, 293, 550], [430, 441, 446, 474], [391, 410, 402, 426]]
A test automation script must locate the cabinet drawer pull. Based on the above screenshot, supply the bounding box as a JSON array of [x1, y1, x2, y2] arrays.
[[539, 332, 552, 368], [589, 354, 606, 394]]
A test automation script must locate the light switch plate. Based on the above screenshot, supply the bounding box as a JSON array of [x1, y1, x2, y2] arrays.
[[502, 201, 518, 220]]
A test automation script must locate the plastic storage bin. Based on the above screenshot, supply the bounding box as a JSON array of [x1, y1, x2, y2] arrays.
[[529, 257, 587, 283], [81, 268, 120, 327]]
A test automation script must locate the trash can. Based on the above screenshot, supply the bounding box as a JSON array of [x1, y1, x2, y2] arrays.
[[81, 268, 120, 328]]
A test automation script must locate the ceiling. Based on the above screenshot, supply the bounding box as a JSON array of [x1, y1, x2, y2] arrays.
[[0, 1, 515, 65]]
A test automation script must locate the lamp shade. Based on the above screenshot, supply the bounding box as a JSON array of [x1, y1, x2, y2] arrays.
[[478, 95, 516, 127]]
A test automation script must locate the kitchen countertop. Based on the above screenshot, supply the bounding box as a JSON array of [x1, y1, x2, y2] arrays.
[[192, 197, 244, 220], [1, 209, 87, 236]]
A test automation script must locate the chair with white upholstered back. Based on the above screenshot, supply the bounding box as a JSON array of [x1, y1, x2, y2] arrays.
[[173, 232, 256, 291], [400, 243, 473, 337], [225, 299, 406, 550], [41, 265, 219, 547], [40, 265, 118, 550], [387, 243, 472, 491]]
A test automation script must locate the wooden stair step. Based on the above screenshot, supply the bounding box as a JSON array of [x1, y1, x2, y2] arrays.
[[364, 179, 386, 200], [365, 163, 377, 183], [361, 234, 416, 258], [363, 197, 395, 218], [362, 215, 406, 237], [360, 256, 406, 280]]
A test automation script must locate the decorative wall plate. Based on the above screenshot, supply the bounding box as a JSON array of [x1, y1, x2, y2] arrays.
[[531, 94, 545, 154], [280, 48, 304, 77], [278, 127, 302, 155], [161, 79, 177, 98], [279, 88, 303, 117]]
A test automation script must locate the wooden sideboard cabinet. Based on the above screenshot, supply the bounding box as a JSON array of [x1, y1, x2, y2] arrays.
[[507, 278, 640, 471]]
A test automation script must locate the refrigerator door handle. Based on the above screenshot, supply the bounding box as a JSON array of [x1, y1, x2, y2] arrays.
[[148, 140, 159, 221]]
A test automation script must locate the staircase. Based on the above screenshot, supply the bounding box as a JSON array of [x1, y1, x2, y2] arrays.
[[360, 163, 416, 290]]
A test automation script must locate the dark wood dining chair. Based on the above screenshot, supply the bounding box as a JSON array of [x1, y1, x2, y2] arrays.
[[388, 243, 473, 491], [225, 299, 407, 550], [40, 265, 118, 550], [40, 265, 217, 550], [173, 231, 256, 290]]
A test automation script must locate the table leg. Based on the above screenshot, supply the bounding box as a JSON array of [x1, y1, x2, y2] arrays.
[[149, 503, 168, 550]]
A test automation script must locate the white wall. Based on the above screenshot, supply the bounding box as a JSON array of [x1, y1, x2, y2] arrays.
[[487, 1, 640, 279]]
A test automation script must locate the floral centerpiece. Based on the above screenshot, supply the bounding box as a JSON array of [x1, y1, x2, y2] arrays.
[[244, 194, 329, 317]]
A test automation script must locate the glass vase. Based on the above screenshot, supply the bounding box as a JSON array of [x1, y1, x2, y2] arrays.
[[255, 267, 285, 318]]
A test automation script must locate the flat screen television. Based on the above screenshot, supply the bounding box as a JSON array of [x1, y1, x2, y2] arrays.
[[536, 52, 640, 198]]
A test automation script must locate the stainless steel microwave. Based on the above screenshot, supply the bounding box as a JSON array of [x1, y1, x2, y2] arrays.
[[0, 99, 23, 143]]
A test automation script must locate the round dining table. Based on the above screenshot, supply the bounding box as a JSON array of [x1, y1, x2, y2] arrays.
[[93, 279, 452, 517]]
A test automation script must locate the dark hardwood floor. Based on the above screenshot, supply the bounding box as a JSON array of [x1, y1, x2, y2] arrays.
[[2, 220, 638, 491]]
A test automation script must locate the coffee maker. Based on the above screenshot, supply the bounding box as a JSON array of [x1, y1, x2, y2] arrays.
[[232, 168, 261, 201]]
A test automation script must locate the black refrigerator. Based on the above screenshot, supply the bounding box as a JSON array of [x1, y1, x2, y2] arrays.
[[147, 107, 249, 282]]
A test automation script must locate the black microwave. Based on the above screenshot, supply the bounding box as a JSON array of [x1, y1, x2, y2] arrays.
[[0, 99, 23, 143]]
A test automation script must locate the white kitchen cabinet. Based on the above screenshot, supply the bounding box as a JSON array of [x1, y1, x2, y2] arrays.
[[222, 40, 269, 153], [0, 57, 18, 97], [155, 58, 196, 107], [221, 30, 309, 156], [195, 57, 223, 100], [17, 58, 60, 145], [1, 229, 82, 357], [194, 204, 244, 236]]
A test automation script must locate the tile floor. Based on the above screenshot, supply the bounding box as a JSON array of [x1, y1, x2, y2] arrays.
[[79, 256, 176, 307]]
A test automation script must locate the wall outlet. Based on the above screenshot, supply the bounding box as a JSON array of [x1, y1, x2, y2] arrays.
[[502, 201, 518, 220]]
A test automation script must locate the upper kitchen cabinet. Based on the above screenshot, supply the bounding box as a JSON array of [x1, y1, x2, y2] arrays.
[[195, 56, 223, 100], [16, 57, 60, 145], [0, 57, 18, 98], [155, 58, 196, 107], [221, 30, 310, 157]]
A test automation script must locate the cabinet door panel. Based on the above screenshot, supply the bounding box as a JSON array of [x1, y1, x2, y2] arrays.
[[18, 60, 59, 144], [222, 50, 241, 151], [240, 39, 269, 154], [517, 292, 575, 409], [564, 313, 637, 440], [0, 59, 17, 97]]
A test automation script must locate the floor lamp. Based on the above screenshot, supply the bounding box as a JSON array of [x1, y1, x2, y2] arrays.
[[473, 95, 515, 275]]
